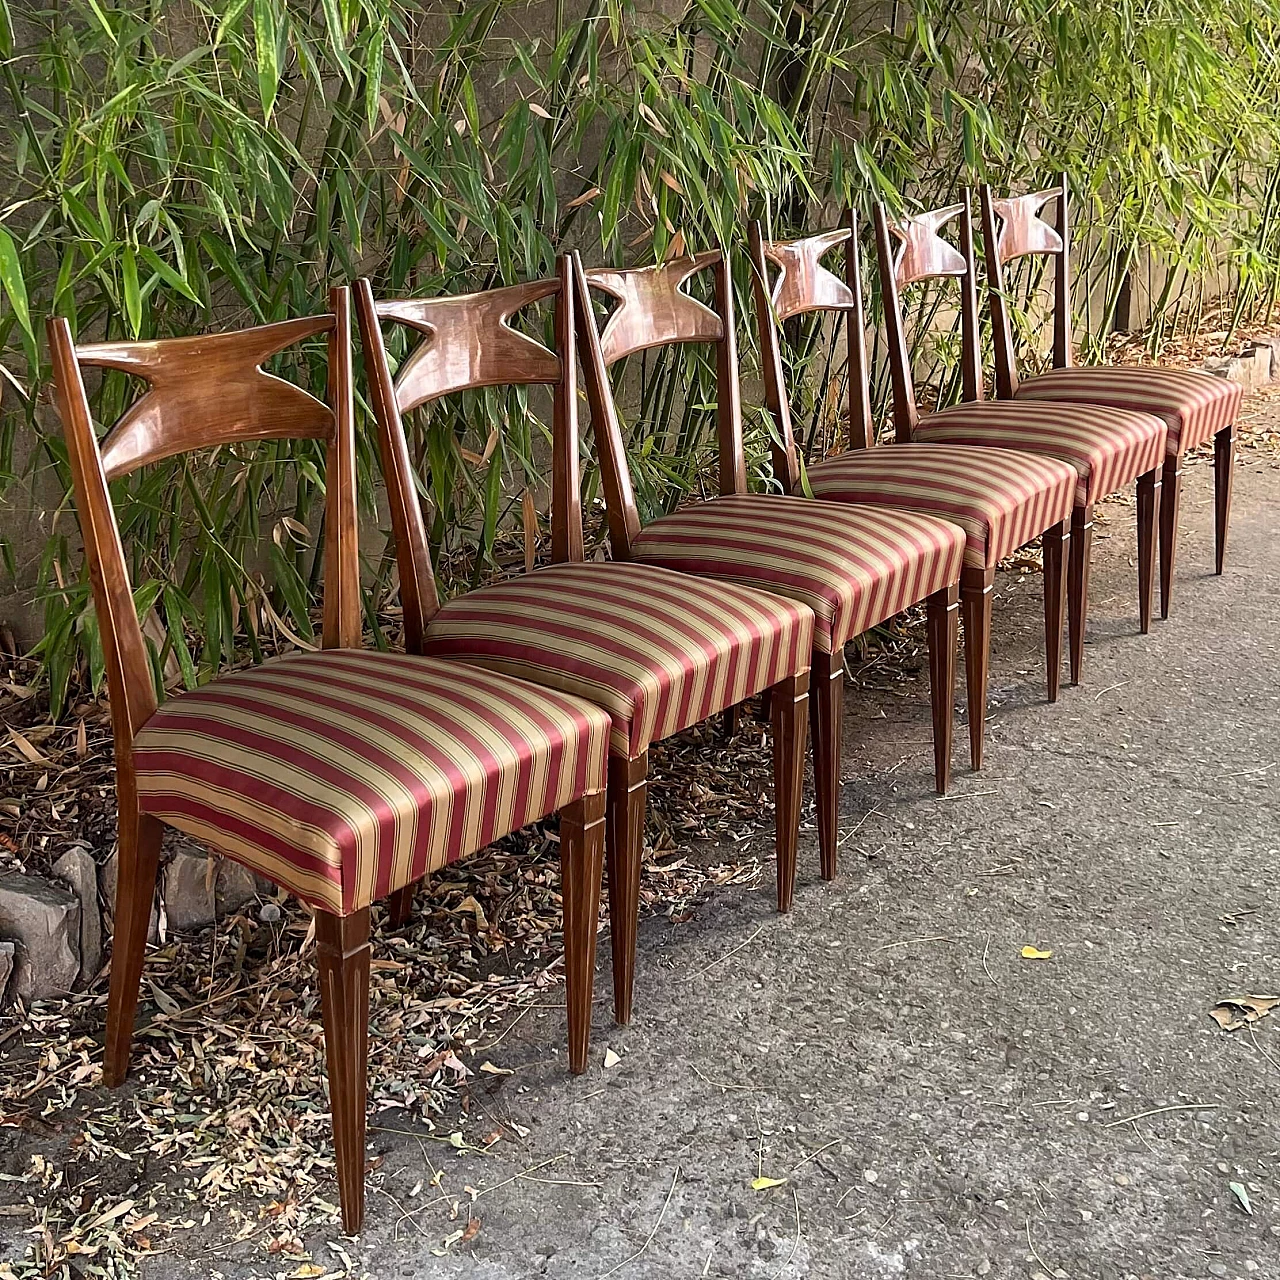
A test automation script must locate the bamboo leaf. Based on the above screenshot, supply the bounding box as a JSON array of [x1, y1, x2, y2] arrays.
[[0, 226, 33, 343]]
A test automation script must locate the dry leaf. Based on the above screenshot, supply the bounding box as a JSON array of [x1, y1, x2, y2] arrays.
[[663, 230, 686, 261], [603, 1047, 621, 1069], [461, 1218, 481, 1244], [527, 101, 551, 119], [659, 170, 684, 194], [290, 1266, 326, 1278], [566, 186, 602, 208], [8, 727, 49, 765], [750, 1176, 787, 1191], [521, 490, 538, 574], [1020, 945, 1053, 960], [75, 719, 87, 758], [1229, 1181, 1253, 1215], [478, 1061, 513, 1076], [1209, 994, 1280, 1031]]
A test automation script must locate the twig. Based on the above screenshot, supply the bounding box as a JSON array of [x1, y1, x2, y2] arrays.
[[771, 1188, 801, 1278], [790, 1139, 841, 1173], [1103, 1102, 1215, 1128], [473, 1154, 566, 1198], [837, 807, 882, 847], [1093, 680, 1129, 701], [870, 935, 953, 953], [981, 933, 996, 985], [934, 789, 999, 802], [1025, 1219, 1056, 1274], [691, 1063, 755, 1092], [706, 925, 766, 971], [598, 1167, 680, 1279]]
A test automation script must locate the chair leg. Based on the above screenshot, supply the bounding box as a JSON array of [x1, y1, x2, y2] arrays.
[[808, 651, 842, 883], [387, 884, 415, 929], [1160, 454, 1182, 619], [721, 703, 741, 739], [605, 753, 647, 1027], [104, 810, 163, 1088], [316, 908, 371, 1237], [560, 789, 607, 1074], [1215, 423, 1235, 575], [1043, 517, 1069, 702], [1067, 503, 1092, 686], [1136, 467, 1161, 633], [925, 584, 959, 795], [959, 566, 994, 771], [771, 669, 809, 910]]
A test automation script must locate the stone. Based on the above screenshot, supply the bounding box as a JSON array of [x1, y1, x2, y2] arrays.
[[162, 845, 216, 931], [214, 858, 259, 915], [0, 874, 80, 1001], [0, 941, 13, 1004], [53, 845, 102, 982], [1205, 348, 1273, 392], [99, 848, 159, 944]]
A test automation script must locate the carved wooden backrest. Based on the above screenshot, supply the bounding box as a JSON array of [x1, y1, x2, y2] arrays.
[[46, 293, 357, 796], [980, 176, 1072, 395], [573, 250, 745, 558], [355, 263, 582, 653], [874, 196, 983, 442], [756, 228, 856, 322]]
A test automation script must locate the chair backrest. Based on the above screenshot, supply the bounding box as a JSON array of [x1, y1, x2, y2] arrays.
[[979, 176, 1071, 398], [874, 195, 983, 443], [46, 291, 357, 797], [354, 259, 582, 655], [749, 219, 883, 496], [571, 249, 744, 560]]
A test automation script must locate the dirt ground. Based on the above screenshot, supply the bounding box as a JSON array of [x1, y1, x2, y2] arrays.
[[5, 415, 1280, 1279]]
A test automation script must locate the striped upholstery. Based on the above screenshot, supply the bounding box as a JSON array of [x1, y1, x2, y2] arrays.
[[630, 494, 965, 655], [1015, 366, 1242, 457], [805, 443, 1075, 570], [133, 650, 611, 916], [915, 400, 1166, 506], [422, 562, 813, 758]]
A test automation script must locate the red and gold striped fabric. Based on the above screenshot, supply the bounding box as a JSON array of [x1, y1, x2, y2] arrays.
[[133, 650, 611, 916], [915, 399, 1166, 506], [422, 562, 813, 759], [1014, 366, 1242, 458], [805, 443, 1075, 571], [630, 495, 965, 655]]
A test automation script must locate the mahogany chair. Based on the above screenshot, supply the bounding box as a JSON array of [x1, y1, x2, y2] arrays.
[[354, 260, 814, 1029], [980, 178, 1243, 617], [46, 292, 613, 1236], [749, 217, 1079, 769], [875, 196, 1168, 686], [571, 248, 967, 883]]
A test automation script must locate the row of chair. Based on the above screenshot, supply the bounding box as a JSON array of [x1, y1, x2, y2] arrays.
[[47, 180, 1242, 1234]]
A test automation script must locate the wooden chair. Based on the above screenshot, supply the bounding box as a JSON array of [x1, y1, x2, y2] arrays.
[[980, 178, 1243, 618], [354, 259, 813, 1029], [46, 291, 612, 1236], [749, 217, 1079, 769], [571, 248, 967, 883], [875, 196, 1168, 686]]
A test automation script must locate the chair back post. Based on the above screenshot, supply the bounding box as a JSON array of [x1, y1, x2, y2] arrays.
[[747, 219, 802, 493], [844, 210, 876, 450], [1053, 172, 1073, 369], [569, 251, 642, 558], [958, 191, 984, 404], [873, 204, 921, 443], [980, 186, 1021, 400], [550, 254, 585, 564], [712, 251, 748, 497], [322, 287, 362, 650], [353, 278, 442, 654]]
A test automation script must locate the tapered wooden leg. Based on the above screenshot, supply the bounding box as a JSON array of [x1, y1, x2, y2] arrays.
[[808, 652, 842, 883], [771, 669, 809, 910], [1043, 517, 1069, 702], [605, 753, 647, 1026], [560, 790, 607, 1074], [103, 809, 163, 1088], [1214, 424, 1235, 575], [1160, 454, 1182, 619], [959, 566, 994, 771], [1067, 503, 1092, 686], [1136, 467, 1161, 633], [316, 908, 371, 1237], [721, 703, 741, 739], [387, 884, 415, 929], [925, 584, 959, 795]]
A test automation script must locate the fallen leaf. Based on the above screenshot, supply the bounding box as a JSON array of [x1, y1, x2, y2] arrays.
[[290, 1266, 326, 1278], [751, 1176, 787, 1191], [461, 1218, 481, 1244], [603, 1048, 621, 1069], [1020, 946, 1053, 960], [8, 727, 48, 765], [1209, 994, 1280, 1031], [478, 1061, 513, 1076], [1229, 1181, 1253, 1215]]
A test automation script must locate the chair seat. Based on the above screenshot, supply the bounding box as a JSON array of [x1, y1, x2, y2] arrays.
[[133, 650, 611, 916], [630, 494, 965, 655], [422, 562, 813, 759], [806, 443, 1075, 571], [915, 399, 1166, 506], [1015, 365, 1241, 458]]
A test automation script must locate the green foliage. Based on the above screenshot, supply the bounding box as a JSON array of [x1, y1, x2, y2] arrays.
[[1, 0, 1276, 712]]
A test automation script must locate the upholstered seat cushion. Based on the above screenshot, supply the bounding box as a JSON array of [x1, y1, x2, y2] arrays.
[[630, 494, 965, 655], [805, 443, 1075, 571], [1014, 365, 1242, 458], [422, 562, 813, 759], [133, 650, 611, 916], [914, 400, 1166, 506]]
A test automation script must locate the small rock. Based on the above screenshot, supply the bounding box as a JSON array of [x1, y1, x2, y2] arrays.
[[163, 845, 216, 931], [1114, 1173, 1130, 1186], [1208, 1264, 1227, 1278], [99, 849, 159, 943], [0, 941, 13, 1004], [214, 858, 259, 915], [977, 1258, 992, 1276], [0, 874, 80, 1000], [53, 846, 102, 982]]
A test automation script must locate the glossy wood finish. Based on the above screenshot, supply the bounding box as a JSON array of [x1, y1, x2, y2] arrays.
[[926, 584, 959, 794], [1160, 456, 1182, 619], [1067, 504, 1093, 686], [1215, 424, 1235, 575], [1042, 518, 1070, 702], [771, 671, 810, 913], [809, 652, 843, 880], [1137, 468, 1161, 632], [959, 566, 994, 770], [316, 908, 371, 1237], [560, 791, 608, 1074], [606, 752, 648, 1026]]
